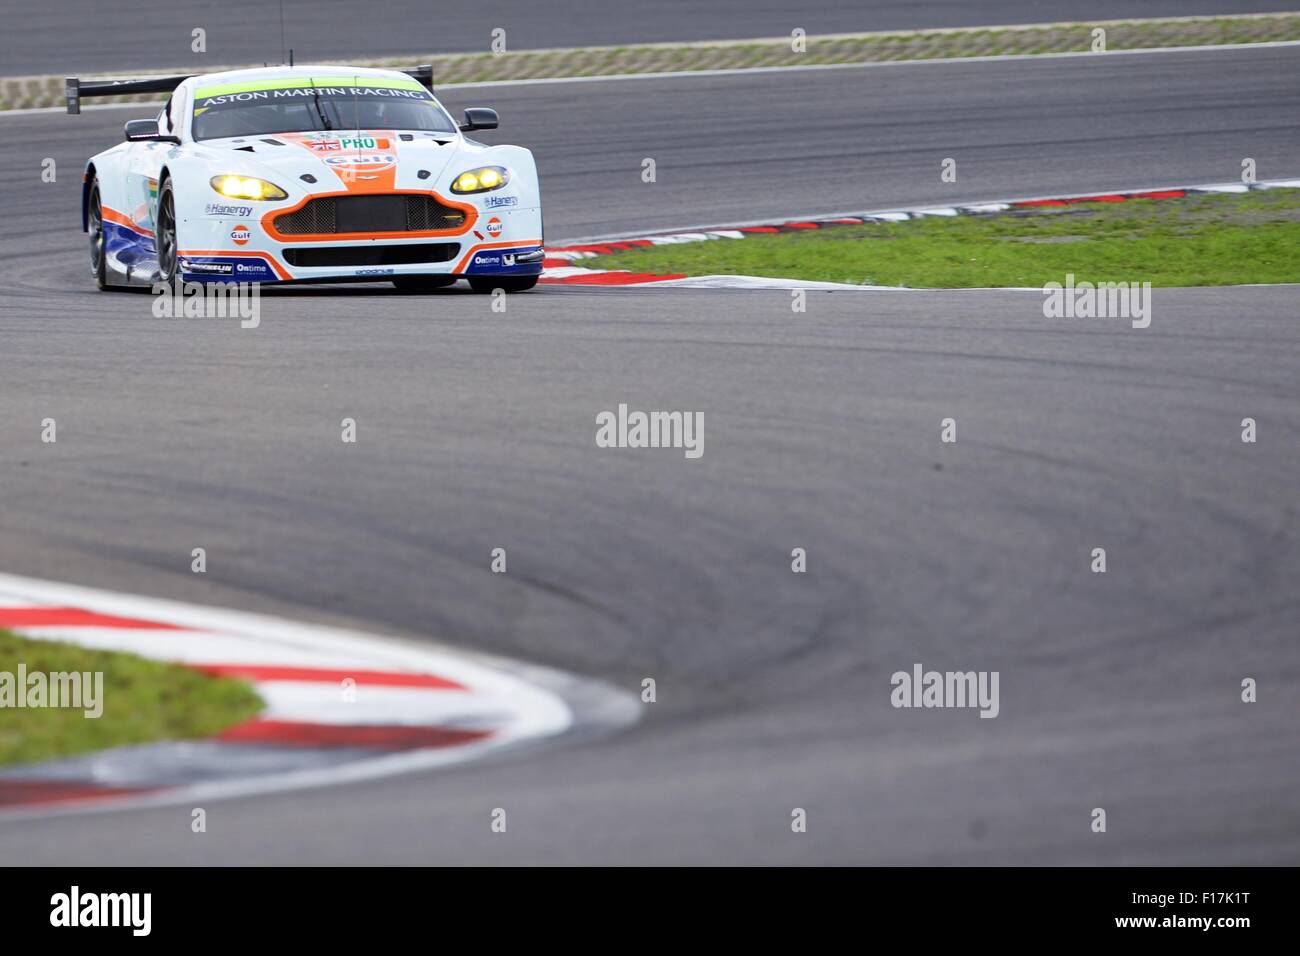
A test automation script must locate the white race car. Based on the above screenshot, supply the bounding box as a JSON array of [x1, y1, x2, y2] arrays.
[[70, 65, 543, 292]]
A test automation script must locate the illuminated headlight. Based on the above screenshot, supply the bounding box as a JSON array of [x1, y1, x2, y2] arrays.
[[450, 166, 510, 194], [209, 175, 288, 201]]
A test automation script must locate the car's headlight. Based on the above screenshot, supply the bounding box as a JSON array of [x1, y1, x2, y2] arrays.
[[450, 166, 510, 194], [209, 175, 288, 201]]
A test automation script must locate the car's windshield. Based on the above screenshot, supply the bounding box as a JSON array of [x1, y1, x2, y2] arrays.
[[191, 79, 457, 141]]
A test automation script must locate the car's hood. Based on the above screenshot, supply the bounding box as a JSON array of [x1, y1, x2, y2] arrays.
[[191, 129, 464, 195]]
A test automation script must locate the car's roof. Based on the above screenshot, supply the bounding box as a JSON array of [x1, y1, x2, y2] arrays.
[[185, 64, 418, 87]]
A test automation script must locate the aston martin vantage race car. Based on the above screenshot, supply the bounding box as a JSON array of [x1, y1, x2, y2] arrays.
[[70, 65, 543, 291]]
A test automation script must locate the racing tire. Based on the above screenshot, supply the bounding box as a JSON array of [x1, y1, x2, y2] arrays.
[[155, 178, 180, 285], [467, 276, 539, 294], [87, 179, 110, 291], [391, 276, 458, 291]]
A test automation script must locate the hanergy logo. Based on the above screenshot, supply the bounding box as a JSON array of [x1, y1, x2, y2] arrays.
[[206, 202, 253, 217]]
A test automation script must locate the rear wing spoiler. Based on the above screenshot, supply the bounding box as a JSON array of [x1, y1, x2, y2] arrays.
[[65, 74, 194, 114], [64, 64, 434, 114], [401, 64, 435, 91]]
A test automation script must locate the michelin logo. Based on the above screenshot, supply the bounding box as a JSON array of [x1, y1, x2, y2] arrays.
[[180, 258, 275, 281], [182, 260, 234, 275]]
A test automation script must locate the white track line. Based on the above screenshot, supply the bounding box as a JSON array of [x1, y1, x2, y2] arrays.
[[0, 572, 638, 819]]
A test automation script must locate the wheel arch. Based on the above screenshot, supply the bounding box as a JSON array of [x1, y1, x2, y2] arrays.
[[80, 163, 97, 232], [157, 165, 174, 212], [154, 166, 179, 282]]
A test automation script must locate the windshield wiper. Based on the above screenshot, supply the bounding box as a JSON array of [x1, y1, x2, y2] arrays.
[[308, 78, 333, 131]]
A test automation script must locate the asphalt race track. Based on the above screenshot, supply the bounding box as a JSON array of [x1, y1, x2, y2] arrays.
[[3, 1, 1298, 75], [0, 46, 1297, 863], [9, 47, 1300, 241]]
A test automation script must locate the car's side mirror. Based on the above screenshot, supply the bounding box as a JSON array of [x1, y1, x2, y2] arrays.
[[124, 119, 180, 144], [458, 108, 498, 132]]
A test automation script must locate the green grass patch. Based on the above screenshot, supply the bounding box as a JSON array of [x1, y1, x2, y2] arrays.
[[0, 630, 263, 767], [588, 189, 1300, 288]]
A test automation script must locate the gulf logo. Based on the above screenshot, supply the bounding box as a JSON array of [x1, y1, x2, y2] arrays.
[[485, 217, 503, 238], [230, 224, 251, 245], [324, 153, 398, 176]]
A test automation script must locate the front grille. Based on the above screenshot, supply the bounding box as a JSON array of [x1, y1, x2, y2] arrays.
[[275, 198, 336, 234], [283, 243, 461, 268], [273, 195, 465, 235], [403, 195, 460, 231]]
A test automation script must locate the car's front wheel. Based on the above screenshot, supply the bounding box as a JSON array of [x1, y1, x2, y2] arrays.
[[87, 179, 109, 290], [467, 276, 539, 294], [155, 178, 179, 284]]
